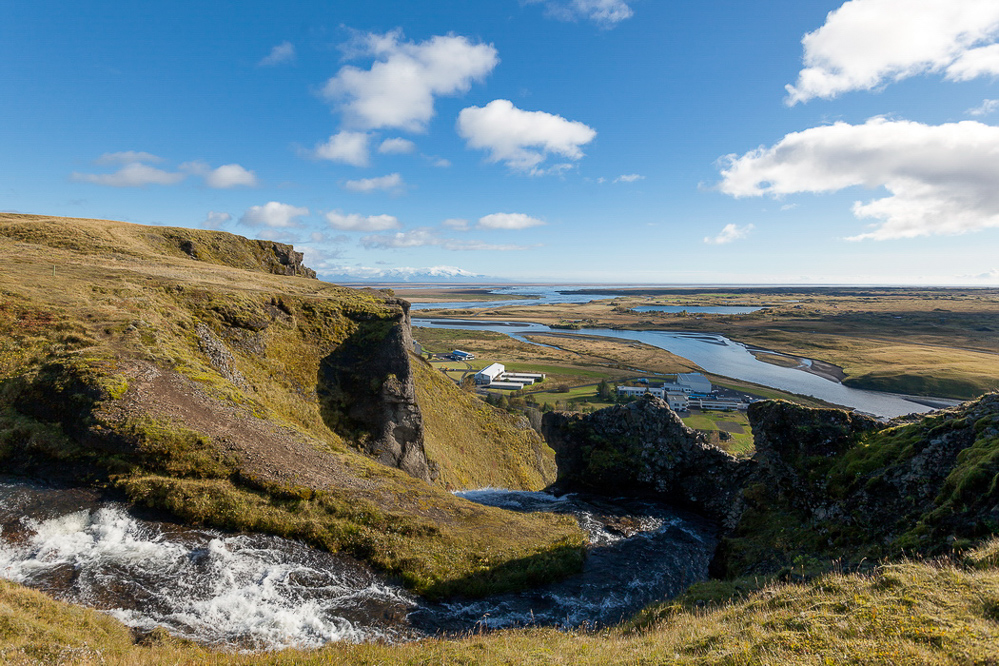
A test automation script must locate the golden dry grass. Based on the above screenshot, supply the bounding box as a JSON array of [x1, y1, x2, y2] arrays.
[[7, 544, 999, 664]]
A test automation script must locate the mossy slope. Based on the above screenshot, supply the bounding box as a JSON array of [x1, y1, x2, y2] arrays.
[[715, 395, 999, 578], [414, 356, 557, 490], [0, 213, 584, 597]]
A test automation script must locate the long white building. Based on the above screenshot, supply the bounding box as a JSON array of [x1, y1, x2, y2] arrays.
[[616, 385, 689, 411]]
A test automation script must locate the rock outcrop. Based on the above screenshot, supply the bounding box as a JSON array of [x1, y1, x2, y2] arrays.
[[542, 394, 752, 527], [542, 391, 999, 577], [318, 297, 431, 482], [746, 400, 881, 514]]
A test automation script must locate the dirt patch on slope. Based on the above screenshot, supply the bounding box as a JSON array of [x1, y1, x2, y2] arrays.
[[100, 360, 375, 492]]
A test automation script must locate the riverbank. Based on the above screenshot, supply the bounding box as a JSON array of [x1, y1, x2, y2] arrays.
[[413, 285, 999, 401], [414, 319, 939, 418]]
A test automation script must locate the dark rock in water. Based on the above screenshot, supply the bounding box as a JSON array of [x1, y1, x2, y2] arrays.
[[541, 394, 752, 528], [318, 297, 431, 482]]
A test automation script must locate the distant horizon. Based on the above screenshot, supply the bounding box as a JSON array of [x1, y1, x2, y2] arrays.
[[336, 280, 999, 290]]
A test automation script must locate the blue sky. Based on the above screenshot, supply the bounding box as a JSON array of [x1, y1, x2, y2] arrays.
[[3, 0, 999, 284]]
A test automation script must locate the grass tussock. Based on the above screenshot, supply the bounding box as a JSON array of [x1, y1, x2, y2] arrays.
[[7, 542, 999, 664]]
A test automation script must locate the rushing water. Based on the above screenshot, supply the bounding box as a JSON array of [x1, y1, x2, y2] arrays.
[[0, 479, 417, 649], [0, 478, 715, 649], [412, 319, 949, 418]]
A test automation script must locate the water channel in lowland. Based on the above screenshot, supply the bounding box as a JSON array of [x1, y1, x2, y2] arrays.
[[0, 477, 716, 650], [412, 318, 954, 419]]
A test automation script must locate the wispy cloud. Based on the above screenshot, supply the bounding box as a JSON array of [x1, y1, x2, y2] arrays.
[[201, 211, 232, 228], [72, 163, 185, 187], [343, 173, 405, 194], [94, 151, 163, 165], [967, 99, 999, 116], [259, 41, 295, 67], [614, 173, 644, 183], [325, 210, 400, 231], [704, 223, 755, 245], [525, 0, 635, 27], [360, 227, 530, 250], [378, 138, 417, 154]]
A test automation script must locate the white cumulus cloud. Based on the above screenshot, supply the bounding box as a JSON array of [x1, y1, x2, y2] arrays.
[[240, 202, 309, 228], [478, 212, 546, 230], [322, 30, 498, 132], [442, 218, 470, 230], [259, 41, 295, 67], [325, 210, 401, 232], [71, 163, 185, 187], [526, 0, 634, 26], [205, 164, 257, 188], [785, 0, 999, 105], [457, 99, 596, 172], [343, 173, 405, 194], [717, 117, 999, 240], [310, 131, 371, 167], [181, 161, 259, 188], [704, 223, 755, 245], [378, 138, 417, 154]]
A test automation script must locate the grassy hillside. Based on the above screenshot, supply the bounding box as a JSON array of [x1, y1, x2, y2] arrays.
[[714, 395, 999, 580], [414, 356, 558, 490], [0, 213, 584, 598]]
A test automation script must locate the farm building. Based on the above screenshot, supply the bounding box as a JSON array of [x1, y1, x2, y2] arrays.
[[450, 349, 475, 361], [617, 385, 689, 411], [475, 363, 505, 385]]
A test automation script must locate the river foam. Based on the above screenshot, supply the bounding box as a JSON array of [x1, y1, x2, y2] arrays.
[[0, 488, 417, 650]]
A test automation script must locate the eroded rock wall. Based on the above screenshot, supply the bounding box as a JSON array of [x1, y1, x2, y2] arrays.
[[317, 297, 431, 482], [541, 394, 751, 527]]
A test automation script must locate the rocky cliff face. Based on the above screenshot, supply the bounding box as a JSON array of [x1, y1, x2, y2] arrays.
[[542, 391, 999, 578], [542, 394, 752, 527], [317, 297, 431, 482]]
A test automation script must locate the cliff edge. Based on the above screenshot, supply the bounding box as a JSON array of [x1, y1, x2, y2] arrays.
[[540, 390, 999, 579], [0, 213, 582, 599]]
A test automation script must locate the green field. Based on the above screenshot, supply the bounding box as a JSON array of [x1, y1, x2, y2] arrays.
[[682, 410, 754, 455]]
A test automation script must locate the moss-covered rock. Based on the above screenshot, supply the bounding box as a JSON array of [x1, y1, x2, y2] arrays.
[[541, 394, 752, 526]]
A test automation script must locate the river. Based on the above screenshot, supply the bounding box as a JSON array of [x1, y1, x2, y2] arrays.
[[0, 477, 715, 650], [412, 318, 950, 419]]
